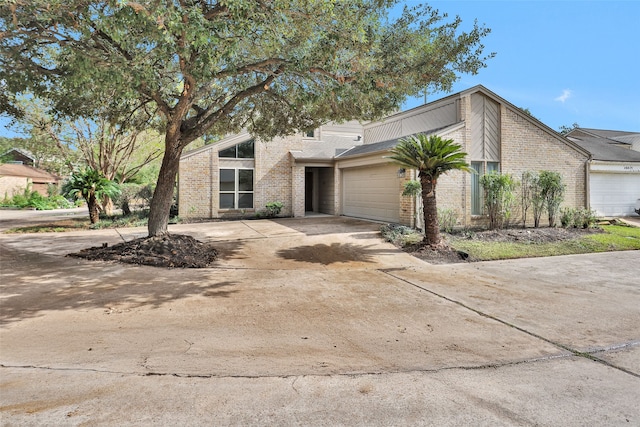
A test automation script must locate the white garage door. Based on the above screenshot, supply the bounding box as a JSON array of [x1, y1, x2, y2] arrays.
[[342, 165, 401, 223], [591, 173, 640, 216]]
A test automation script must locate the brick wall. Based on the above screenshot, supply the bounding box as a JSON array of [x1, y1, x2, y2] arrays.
[[499, 105, 587, 227], [178, 148, 214, 218]]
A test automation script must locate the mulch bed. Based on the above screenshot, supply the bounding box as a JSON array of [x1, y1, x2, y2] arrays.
[[68, 234, 218, 268]]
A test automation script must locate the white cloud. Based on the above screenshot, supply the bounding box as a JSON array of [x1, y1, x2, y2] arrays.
[[555, 89, 572, 103]]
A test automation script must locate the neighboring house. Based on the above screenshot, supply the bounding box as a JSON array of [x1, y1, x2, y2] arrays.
[[565, 128, 640, 216], [1, 148, 35, 166], [0, 163, 61, 198], [179, 85, 590, 227]]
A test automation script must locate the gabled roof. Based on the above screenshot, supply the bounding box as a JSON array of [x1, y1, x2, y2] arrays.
[[0, 163, 61, 182]]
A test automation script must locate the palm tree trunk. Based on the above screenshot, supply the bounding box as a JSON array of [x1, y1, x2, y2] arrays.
[[88, 194, 100, 224], [421, 176, 441, 246]]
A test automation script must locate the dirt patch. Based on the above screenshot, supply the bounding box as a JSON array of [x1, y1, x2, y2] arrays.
[[463, 227, 603, 244], [404, 243, 469, 264], [68, 234, 218, 268]]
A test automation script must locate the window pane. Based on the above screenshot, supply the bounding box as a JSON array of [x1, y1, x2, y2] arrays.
[[471, 162, 482, 215], [219, 146, 237, 158], [220, 169, 235, 191], [238, 169, 253, 191], [237, 140, 254, 158], [238, 193, 253, 209], [305, 129, 315, 138], [220, 193, 235, 209], [487, 162, 500, 173]]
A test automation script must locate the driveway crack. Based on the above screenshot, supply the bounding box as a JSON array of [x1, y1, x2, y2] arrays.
[[379, 268, 640, 379]]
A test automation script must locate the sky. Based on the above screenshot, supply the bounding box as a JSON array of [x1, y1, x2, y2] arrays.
[[1, 0, 639, 138], [401, 0, 640, 132]]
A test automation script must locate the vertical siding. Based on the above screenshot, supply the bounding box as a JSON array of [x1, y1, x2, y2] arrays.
[[364, 99, 458, 144], [470, 93, 500, 161]]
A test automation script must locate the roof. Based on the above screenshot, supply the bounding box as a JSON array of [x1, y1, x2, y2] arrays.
[[567, 136, 640, 162], [336, 123, 463, 159], [0, 163, 61, 182]]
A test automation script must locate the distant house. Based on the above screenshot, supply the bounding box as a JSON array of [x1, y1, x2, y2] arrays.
[[0, 163, 61, 198], [179, 85, 590, 227], [566, 128, 640, 216], [1, 148, 35, 166]]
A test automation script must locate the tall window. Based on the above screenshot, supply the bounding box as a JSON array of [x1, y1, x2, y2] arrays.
[[219, 140, 255, 209], [220, 169, 253, 209], [471, 161, 499, 215]]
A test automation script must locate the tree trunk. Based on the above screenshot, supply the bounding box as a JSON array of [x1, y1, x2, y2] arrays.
[[421, 176, 441, 246], [147, 138, 182, 237], [102, 195, 114, 216], [88, 194, 100, 224]]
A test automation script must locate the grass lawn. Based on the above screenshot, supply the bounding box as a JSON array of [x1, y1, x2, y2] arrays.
[[449, 225, 640, 261]]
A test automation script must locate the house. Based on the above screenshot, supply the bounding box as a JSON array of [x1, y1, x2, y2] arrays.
[[0, 163, 61, 198], [565, 128, 640, 216], [1, 148, 35, 166], [179, 85, 590, 227]]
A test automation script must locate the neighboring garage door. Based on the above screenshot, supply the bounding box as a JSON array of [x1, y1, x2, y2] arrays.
[[342, 164, 401, 223], [591, 172, 640, 216]]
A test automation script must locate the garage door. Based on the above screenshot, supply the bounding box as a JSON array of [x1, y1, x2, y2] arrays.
[[591, 173, 640, 216], [342, 165, 401, 223]]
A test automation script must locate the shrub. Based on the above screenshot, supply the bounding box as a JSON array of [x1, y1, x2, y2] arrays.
[[437, 208, 457, 233], [538, 171, 565, 227], [561, 207, 598, 229], [480, 172, 517, 230], [265, 201, 283, 217], [380, 224, 423, 247]]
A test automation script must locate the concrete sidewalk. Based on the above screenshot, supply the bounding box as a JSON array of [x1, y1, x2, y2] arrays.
[[1, 215, 639, 425]]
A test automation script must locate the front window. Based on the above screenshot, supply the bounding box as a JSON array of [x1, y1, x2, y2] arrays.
[[471, 161, 500, 215], [220, 168, 254, 209]]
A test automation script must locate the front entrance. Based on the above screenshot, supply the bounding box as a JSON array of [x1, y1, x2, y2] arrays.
[[305, 171, 314, 212], [304, 167, 335, 215]]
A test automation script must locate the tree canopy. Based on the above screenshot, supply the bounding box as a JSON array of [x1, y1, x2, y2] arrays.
[[1, 0, 493, 236]]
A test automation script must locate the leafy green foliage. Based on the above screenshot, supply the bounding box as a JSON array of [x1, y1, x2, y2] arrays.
[[2, 1, 493, 236], [265, 201, 284, 217], [402, 180, 422, 197], [538, 171, 565, 227], [480, 171, 517, 230], [437, 208, 458, 233], [560, 207, 598, 229], [0, 185, 74, 210], [62, 167, 120, 223], [388, 134, 471, 245]]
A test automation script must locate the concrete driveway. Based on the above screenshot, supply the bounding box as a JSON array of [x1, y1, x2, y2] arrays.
[[0, 213, 639, 425]]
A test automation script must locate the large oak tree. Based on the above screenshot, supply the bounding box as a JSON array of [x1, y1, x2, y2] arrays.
[[1, 0, 493, 236]]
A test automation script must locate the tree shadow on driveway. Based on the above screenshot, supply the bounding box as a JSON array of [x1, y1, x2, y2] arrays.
[[276, 242, 396, 265], [0, 245, 239, 326]]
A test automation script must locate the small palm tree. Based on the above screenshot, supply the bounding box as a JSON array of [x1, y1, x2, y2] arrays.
[[63, 167, 120, 224], [388, 134, 471, 246]]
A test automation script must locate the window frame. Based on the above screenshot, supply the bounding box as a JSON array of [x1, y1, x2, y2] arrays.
[[471, 161, 500, 215], [218, 139, 255, 159], [219, 168, 254, 210]]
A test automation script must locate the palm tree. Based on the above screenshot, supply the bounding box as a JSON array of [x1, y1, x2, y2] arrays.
[[387, 134, 471, 246], [63, 167, 120, 224]]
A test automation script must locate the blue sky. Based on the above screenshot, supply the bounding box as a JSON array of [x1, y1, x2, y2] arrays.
[[402, 0, 640, 132], [2, 0, 638, 138]]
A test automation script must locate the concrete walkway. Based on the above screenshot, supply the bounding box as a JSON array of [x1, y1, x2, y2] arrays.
[[0, 214, 639, 425]]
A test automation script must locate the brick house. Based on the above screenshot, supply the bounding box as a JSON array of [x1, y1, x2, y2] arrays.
[[0, 163, 61, 198], [179, 85, 590, 227]]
